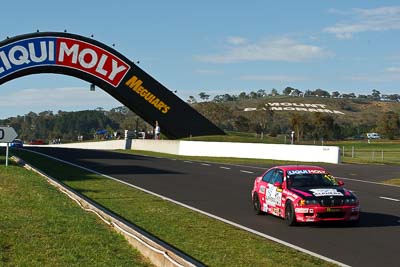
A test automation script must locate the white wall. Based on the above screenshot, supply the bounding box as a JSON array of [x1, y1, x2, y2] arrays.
[[34, 140, 127, 150], [130, 140, 340, 164], [131, 139, 181, 155], [179, 141, 340, 163], [25, 139, 340, 164]]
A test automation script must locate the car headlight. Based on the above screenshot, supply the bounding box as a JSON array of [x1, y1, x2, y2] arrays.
[[344, 198, 358, 205], [305, 199, 319, 205], [299, 199, 319, 206]]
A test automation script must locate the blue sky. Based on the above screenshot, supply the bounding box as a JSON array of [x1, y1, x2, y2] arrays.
[[1, 1, 400, 119]]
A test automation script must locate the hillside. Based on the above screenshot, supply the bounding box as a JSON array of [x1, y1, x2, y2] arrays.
[[1, 96, 399, 142], [193, 96, 400, 140]]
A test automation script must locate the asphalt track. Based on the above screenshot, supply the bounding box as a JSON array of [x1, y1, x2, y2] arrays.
[[26, 147, 400, 267]]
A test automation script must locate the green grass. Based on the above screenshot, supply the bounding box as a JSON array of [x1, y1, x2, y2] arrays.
[[332, 141, 400, 165], [183, 131, 289, 144], [183, 132, 400, 165], [384, 178, 400, 186], [10, 149, 337, 267], [119, 149, 305, 166], [0, 155, 151, 267]]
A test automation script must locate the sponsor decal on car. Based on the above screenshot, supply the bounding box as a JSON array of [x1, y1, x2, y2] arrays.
[[295, 208, 310, 213], [309, 188, 344, 197], [259, 185, 266, 194], [0, 37, 130, 87], [287, 169, 326, 175], [326, 208, 342, 212]]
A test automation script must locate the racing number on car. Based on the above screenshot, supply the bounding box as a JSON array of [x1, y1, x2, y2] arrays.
[[266, 186, 282, 206], [0, 129, 4, 140]]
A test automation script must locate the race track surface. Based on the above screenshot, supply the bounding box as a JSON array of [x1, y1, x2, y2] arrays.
[[26, 147, 400, 267]]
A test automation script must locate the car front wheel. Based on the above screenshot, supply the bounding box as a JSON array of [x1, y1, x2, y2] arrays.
[[285, 201, 297, 226], [253, 193, 263, 215]]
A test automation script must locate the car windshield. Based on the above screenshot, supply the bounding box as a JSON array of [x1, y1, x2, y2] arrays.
[[287, 173, 338, 188]]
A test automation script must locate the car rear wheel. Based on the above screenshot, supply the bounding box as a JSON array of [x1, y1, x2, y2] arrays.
[[252, 193, 263, 215], [285, 201, 297, 226]]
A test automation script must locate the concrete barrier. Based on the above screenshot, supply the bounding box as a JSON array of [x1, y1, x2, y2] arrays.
[[33, 139, 340, 164], [130, 140, 340, 164], [33, 140, 126, 150]]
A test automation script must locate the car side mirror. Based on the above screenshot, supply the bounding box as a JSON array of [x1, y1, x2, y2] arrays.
[[274, 182, 282, 188], [338, 180, 344, 186]]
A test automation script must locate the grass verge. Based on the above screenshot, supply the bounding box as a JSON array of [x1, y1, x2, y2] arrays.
[[384, 178, 400, 186], [117, 149, 309, 166], [10, 149, 337, 267], [0, 155, 151, 267], [119, 149, 399, 188]]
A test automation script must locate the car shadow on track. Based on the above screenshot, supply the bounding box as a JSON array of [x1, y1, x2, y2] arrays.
[[311, 211, 399, 228], [357, 211, 400, 227]]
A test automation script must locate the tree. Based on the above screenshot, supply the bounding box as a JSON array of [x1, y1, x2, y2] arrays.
[[371, 89, 381, 101], [198, 92, 210, 101], [270, 88, 279, 96], [304, 90, 312, 96], [342, 93, 356, 99], [238, 92, 248, 100], [193, 102, 233, 130], [213, 95, 224, 103], [312, 89, 330, 97], [331, 91, 340, 98], [254, 103, 274, 135], [290, 89, 303, 96], [388, 94, 400, 101], [256, 89, 266, 98], [234, 115, 251, 132], [249, 91, 258, 99], [379, 111, 399, 139], [311, 113, 335, 140], [289, 113, 307, 142], [187, 96, 197, 104], [283, 87, 296, 95]]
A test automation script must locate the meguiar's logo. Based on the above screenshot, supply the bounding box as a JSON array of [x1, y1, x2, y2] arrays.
[[125, 75, 171, 114], [0, 37, 130, 87]]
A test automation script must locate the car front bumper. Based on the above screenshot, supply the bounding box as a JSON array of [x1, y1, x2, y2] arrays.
[[294, 205, 360, 223]]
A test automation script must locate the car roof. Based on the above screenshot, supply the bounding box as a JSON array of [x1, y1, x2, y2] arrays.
[[273, 165, 327, 172]]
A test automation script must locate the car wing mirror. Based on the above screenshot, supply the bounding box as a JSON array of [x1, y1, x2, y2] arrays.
[[338, 180, 344, 186]]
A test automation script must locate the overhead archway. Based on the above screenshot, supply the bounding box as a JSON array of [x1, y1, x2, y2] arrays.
[[0, 32, 225, 139]]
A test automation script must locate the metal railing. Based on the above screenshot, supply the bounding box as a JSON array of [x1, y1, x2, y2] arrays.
[[341, 147, 400, 164]]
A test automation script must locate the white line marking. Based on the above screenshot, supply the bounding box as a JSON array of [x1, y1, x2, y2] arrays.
[[19, 149, 350, 267], [240, 170, 254, 174], [379, 197, 400, 202], [201, 163, 211, 166], [220, 166, 231, 170], [183, 161, 193, 163], [125, 152, 400, 189]]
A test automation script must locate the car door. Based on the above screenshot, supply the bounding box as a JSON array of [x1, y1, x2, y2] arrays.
[[266, 169, 284, 216], [257, 169, 275, 213]]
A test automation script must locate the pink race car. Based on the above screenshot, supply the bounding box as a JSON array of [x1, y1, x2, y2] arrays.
[[251, 165, 360, 226]]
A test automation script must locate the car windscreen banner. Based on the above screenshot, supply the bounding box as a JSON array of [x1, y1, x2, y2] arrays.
[[0, 32, 225, 139]]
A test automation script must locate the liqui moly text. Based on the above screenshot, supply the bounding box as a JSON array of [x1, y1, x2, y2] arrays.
[[0, 37, 130, 87]]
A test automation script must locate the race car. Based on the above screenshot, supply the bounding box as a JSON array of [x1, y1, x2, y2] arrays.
[[251, 165, 360, 226]]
